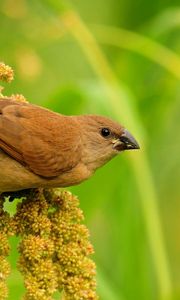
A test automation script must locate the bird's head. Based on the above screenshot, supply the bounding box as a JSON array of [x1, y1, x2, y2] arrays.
[[77, 115, 140, 172]]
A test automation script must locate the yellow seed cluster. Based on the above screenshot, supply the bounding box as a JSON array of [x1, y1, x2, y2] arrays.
[[47, 190, 98, 300], [12, 190, 57, 300], [18, 235, 54, 262], [0, 197, 11, 300], [12, 188, 98, 299], [12, 190, 51, 236], [0, 61, 27, 102], [1, 188, 98, 300], [0, 281, 8, 300], [0, 62, 14, 83]]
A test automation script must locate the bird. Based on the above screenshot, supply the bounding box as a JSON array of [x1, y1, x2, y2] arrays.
[[0, 97, 139, 194]]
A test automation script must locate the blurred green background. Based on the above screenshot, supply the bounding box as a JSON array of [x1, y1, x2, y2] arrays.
[[0, 0, 180, 299]]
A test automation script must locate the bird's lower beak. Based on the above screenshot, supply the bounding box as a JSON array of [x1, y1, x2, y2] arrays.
[[113, 129, 140, 151]]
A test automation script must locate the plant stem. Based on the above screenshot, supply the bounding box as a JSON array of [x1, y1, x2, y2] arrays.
[[92, 24, 180, 80]]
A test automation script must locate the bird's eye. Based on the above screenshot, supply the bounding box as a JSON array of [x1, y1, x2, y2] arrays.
[[101, 128, 111, 137]]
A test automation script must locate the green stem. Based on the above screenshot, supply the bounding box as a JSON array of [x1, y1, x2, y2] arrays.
[[92, 24, 180, 80]]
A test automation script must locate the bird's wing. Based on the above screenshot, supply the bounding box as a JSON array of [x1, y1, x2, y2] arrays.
[[0, 99, 81, 178]]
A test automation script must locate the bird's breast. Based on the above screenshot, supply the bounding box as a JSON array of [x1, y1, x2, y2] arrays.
[[0, 150, 92, 192]]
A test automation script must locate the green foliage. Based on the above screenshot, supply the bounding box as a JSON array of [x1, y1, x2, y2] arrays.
[[0, 0, 180, 299]]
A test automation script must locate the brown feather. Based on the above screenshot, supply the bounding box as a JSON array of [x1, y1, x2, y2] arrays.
[[0, 98, 81, 178]]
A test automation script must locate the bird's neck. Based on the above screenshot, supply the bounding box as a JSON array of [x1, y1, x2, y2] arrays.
[[81, 148, 116, 173]]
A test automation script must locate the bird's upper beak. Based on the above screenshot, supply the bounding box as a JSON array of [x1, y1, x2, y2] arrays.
[[113, 129, 140, 151]]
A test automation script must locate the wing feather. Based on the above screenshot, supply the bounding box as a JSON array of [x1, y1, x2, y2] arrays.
[[0, 98, 80, 178]]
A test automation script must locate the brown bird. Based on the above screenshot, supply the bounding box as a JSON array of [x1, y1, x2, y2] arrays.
[[0, 98, 139, 193]]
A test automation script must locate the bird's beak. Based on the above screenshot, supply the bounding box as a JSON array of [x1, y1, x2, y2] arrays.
[[113, 129, 140, 151]]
